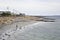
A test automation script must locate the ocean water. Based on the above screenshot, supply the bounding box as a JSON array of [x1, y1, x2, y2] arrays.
[[12, 17, 60, 40]]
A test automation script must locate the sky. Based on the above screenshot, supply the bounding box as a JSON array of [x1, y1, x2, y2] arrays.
[[0, 0, 60, 16]]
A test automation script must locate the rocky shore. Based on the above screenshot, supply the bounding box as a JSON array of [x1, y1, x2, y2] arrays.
[[0, 16, 55, 25], [0, 16, 55, 40], [0, 18, 38, 40]]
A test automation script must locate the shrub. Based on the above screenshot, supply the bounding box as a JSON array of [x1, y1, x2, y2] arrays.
[[1, 12, 11, 16]]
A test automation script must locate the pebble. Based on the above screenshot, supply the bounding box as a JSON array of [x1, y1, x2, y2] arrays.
[[2, 39, 5, 40], [5, 33, 8, 36], [0, 24, 25, 40]]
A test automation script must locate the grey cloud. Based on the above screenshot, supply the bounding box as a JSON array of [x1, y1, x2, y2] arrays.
[[34, 0, 60, 2]]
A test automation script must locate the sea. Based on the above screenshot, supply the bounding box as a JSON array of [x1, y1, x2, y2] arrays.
[[13, 16, 60, 40]]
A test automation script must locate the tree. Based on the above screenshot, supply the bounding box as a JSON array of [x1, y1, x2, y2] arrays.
[[19, 13, 25, 16], [1, 12, 11, 16]]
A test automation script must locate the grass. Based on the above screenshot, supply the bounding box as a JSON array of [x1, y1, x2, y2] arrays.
[[0, 17, 15, 24]]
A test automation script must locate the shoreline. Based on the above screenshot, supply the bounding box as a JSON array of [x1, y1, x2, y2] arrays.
[[0, 21, 55, 40], [0, 16, 55, 40], [0, 21, 40, 40]]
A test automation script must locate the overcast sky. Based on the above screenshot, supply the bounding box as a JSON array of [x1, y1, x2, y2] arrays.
[[0, 0, 60, 15]]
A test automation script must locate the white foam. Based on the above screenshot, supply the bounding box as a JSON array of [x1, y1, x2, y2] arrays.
[[0, 22, 41, 40]]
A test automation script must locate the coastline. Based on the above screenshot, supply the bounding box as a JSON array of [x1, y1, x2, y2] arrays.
[[0, 16, 55, 40], [0, 21, 39, 40], [0, 21, 55, 40]]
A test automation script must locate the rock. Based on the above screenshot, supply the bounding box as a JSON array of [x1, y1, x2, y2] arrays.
[[2, 39, 5, 40]]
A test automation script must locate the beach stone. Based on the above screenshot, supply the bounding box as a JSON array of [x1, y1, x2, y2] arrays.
[[2, 39, 5, 40]]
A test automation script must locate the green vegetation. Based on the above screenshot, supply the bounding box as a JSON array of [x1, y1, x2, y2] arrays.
[[0, 12, 11, 16], [19, 13, 25, 16], [0, 11, 25, 17]]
